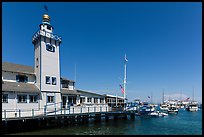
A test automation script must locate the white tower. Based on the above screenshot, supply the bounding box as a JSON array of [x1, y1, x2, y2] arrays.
[[32, 12, 62, 108]]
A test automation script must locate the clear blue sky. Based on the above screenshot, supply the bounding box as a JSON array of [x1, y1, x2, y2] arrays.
[[2, 2, 202, 103]]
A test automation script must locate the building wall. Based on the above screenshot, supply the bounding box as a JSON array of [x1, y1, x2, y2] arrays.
[[34, 40, 41, 89], [78, 91, 106, 104], [40, 92, 62, 109], [40, 36, 61, 92], [2, 71, 35, 84], [69, 82, 74, 90], [2, 92, 40, 111]]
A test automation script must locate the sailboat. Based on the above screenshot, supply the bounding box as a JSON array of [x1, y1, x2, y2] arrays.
[[160, 89, 169, 112], [186, 88, 199, 112]]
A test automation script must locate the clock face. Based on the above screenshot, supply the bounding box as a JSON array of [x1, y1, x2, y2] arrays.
[[46, 43, 55, 52]]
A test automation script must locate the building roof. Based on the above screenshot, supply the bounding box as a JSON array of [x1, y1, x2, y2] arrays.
[[61, 77, 75, 83], [104, 94, 125, 99], [77, 89, 105, 97], [2, 62, 34, 75], [2, 81, 40, 93], [61, 88, 80, 95], [2, 62, 75, 83]]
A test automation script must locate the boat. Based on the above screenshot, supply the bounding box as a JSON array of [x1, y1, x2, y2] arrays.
[[139, 102, 155, 115], [186, 101, 199, 112], [160, 103, 169, 111], [149, 111, 168, 117], [168, 105, 178, 114]]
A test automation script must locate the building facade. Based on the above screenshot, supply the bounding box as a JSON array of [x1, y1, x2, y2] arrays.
[[2, 12, 124, 118]]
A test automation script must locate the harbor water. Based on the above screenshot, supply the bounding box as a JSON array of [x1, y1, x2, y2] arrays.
[[9, 109, 202, 135]]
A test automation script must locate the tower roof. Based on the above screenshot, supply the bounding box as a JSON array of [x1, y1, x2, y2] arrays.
[[42, 13, 50, 24]]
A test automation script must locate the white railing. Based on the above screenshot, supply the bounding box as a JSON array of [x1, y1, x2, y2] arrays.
[[2, 103, 111, 120]]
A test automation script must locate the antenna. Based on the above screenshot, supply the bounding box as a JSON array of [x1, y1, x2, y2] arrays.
[[74, 63, 77, 83], [44, 4, 48, 13]]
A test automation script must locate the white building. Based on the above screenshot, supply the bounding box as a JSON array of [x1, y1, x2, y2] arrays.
[[2, 12, 109, 118]]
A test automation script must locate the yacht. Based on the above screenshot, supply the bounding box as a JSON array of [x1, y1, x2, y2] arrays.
[[168, 105, 178, 114], [160, 103, 169, 111], [139, 102, 155, 115], [149, 111, 168, 117], [186, 101, 199, 112]]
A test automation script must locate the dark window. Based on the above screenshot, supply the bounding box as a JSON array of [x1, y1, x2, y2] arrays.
[[100, 98, 104, 103], [29, 95, 38, 103], [46, 43, 55, 52], [47, 25, 52, 30], [2, 94, 8, 103], [16, 75, 28, 83], [87, 98, 92, 103], [46, 76, 51, 84], [61, 80, 69, 88], [94, 98, 98, 103], [80, 97, 85, 103], [47, 96, 54, 103], [17, 95, 27, 103], [36, 58, 39, 68], [52, 77, 57, 85]]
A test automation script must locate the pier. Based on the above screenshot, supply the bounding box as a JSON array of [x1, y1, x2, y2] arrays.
[[2, 105, 137, 134]]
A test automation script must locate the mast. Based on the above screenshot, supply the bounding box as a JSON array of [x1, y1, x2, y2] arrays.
[[192, 87, 194, 101], [116, 94, 118, 107], [162, 88, 164, 103], [123, 54, 128, 104]]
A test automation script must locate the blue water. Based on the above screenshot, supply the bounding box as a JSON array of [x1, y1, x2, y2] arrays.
[[10, 109, 202, 135]]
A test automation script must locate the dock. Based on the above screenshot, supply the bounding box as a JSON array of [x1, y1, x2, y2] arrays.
[[2, 105, 137, 134]]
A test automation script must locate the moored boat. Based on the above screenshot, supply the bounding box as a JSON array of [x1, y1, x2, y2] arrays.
[[160, 103, 169, 112], [186, 101, 199, 112], [139, 102, 155, 115], [168, 105, 178, 114]]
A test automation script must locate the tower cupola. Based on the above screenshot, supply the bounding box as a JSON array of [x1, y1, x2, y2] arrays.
[[42, 14, 50, 24]]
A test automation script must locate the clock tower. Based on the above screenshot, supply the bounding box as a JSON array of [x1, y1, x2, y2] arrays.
[[32, 12, 62, 108]]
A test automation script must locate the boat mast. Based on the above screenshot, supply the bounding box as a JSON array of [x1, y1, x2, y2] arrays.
[[162, 88, 164, 104], [192, 87, 194, 102], [180, 89, 182, 101]]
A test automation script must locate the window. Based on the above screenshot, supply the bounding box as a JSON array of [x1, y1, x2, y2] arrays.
[[52, 77, 57, 85], [2, 94, 8, 103], [46, 76, 51, 84], [16, 75, 28, 83], [17, 95, 27, 103], [87, 98, 92, 103], [46, 43, 55, 52], [62, 83, 68, 88], [80, 97, 85, 103], [36, 58, 39, 68], [29, 95, 38, 103], [47, 25, 52, 30], [94, 98, 98, 104], [100, 98, 104, 104], [47, 96, 54, 103]]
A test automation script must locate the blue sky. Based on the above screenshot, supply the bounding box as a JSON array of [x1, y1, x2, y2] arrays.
[[2, 2, 202, 103]]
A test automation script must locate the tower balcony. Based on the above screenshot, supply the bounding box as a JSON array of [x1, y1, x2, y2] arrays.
[[32, 30, 62, 44]]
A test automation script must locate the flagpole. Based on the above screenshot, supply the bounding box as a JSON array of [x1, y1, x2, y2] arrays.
[[124, 54, 127, 105]]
